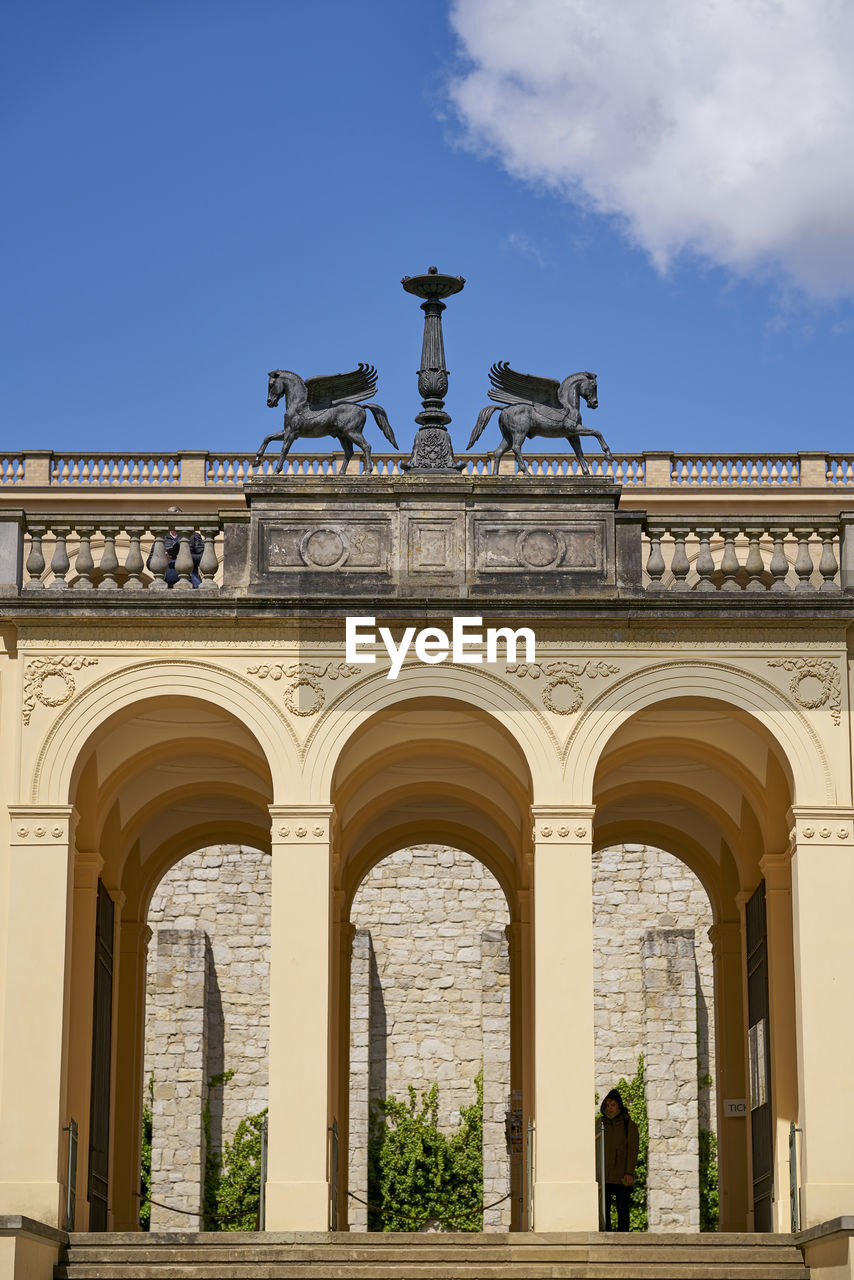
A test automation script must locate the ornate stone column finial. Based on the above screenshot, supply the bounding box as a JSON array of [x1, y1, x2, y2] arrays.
[[401, 265, 465, 472]]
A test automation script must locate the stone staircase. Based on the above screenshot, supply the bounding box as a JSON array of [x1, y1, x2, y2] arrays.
[[57, 1232, 810, 1280]]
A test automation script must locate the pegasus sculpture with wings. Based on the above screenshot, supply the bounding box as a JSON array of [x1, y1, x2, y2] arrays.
[[467, 362, 613, 475], [254, 364, 398, 474]]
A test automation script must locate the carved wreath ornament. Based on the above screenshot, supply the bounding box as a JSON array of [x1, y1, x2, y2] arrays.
[[246, 661, 360, 716], [23, 656, 99, 725], [507, 660, 621, 714], [767, 658, 841, 726]]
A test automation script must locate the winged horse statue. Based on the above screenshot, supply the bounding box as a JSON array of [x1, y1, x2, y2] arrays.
[[468, 362, 613, 475], [254, 363, 398, 474]]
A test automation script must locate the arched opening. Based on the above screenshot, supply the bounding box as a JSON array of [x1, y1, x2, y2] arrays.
[[62, 694, 273, 1231], [330, 697, 534, 1230], [349, 844, 511, 1231], [591, 696, 799, 1232]]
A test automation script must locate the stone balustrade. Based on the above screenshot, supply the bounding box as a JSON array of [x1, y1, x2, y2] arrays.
[[3, 448, 854, 490], [10, 515, 223, 593], [643, 516, 845, 593]]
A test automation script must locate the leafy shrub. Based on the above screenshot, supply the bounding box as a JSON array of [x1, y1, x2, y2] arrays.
[[217, 1109, 268, 1230], [368, 1073, 483, 1231]]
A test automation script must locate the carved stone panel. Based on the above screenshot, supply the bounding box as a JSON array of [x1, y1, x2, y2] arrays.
[[249, 505, 397, 595], [469, 505, 616, 595]]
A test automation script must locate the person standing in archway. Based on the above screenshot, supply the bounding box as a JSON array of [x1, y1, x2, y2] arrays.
[[601, 1089, 639, 1231]]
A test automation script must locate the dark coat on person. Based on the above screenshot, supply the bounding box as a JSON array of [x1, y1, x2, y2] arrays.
[[601, 1101, 639, 1184]]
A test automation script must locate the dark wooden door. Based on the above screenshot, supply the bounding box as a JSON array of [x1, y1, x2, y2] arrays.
[[88, 881, 114, 1231], [745, 880, 773, 1231]]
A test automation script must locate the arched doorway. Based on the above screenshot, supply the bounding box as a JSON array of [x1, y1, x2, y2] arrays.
[[61, 692, 274, 1230], [329, 698, 534, 1230], [590, 694, 799, 1231]]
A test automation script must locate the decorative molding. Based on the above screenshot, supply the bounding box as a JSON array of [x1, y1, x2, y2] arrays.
[[790, 806, 854, 846], [508, 659, 621, 715], [9, 805, 74, 845], [246, 661, 361, 716], [767, 658, 842, 726], [23, 656, 99, 725]]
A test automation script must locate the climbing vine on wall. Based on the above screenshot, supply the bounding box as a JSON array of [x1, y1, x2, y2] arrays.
[[368, 1073, 484, 1231]]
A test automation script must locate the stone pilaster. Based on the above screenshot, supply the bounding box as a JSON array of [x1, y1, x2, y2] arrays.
[[149, 930, 208, 1229], [347, 928, 371, 1230], [643, 929, 700, 1229]]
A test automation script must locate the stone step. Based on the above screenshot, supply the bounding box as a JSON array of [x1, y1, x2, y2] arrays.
[[58, 1234, 810, 1280], [59, 1245, 808, 1265]]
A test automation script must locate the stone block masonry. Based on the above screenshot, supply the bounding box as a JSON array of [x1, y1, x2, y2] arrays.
[[144, 841, 715, 1230]]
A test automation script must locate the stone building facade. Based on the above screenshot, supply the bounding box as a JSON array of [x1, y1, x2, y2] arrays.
[[144, 842, 715, 1231]]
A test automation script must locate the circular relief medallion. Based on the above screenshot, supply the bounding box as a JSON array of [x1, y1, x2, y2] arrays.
[[51, 826, 63, 838], [312, 825, 325, 838], [34, 826, 46, 838], [802, 826, 815, 838], [820, 826, 832, 839], [295, 826, 308, 838], [540, 825, 553, 838], [283, 677, 325, 717], [574, 825, 588, 838], [278, 825, 290, 838], [838, 827, 850, 839], [558, 825, 570, 838], [16, 826, 29, 838], [300, 529, 349, 570], [515, 529, 566, 570]]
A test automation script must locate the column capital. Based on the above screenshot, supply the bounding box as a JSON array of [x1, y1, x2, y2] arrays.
[[73, 851, 104, 890], [119, 920, 152, 956], [789, 805, 854, 847], [269, 804, 335, 845], [530, 804, 595, 845], [8, 804, 75, 847], [759, 851, 792, 891], [708, 920, 741, 956]]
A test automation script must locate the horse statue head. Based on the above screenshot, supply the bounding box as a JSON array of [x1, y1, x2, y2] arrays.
[[267, 370, 306, 409]]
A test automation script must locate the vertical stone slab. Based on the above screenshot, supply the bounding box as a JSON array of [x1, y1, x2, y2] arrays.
[[642, 928, 700, 1230], [348, 929, 372, 1230], [481, 928, 511, 1230], [149, 929, 207, 1230]]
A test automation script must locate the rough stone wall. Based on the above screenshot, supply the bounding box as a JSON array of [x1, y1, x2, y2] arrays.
[[144, 844, 271, 1222], [144, 841, 715, 1230]]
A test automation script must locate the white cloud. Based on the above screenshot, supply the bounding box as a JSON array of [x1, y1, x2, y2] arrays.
[[448, 0, 854, 298]]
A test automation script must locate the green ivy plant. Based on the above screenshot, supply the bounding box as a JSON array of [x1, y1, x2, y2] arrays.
[[368, 1072, 483, 1231], [216, 1108, 268, 1230], [139, 1074, 153, 1230], [699, 1128, 719, 1231]]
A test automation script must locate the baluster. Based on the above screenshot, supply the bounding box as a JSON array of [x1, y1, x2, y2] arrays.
[[743, 525, 766, 592], [760, 459, 769, 483], [700, 459, 710, 484], [124, 527, 145, 590], [171, 528, 195, 590], [793, 526, 816, 592], [668, 524, 691, 589], [148, 526, 170, 590], [98, 526, 120, 590], [694, 527, 716, 591], [74, 527, 95, 589], [817, 525, 841, 593], [24, 525, 47, 590], [645, 525, 667, 593], [768, 525, 791, 593], [719, 525, 742, 591], [198, 525, 220, 593], [49, 526, 71, 589]]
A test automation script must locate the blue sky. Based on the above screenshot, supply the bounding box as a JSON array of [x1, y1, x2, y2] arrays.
[[2, 0, 853, 459]]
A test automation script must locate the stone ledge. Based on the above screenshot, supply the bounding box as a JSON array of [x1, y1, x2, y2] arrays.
[[0, 1216, 68, 1244]]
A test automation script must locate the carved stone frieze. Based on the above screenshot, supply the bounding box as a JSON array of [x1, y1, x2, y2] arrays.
[[767, 658, 842, 726], [507, 659, 621, 714], [246, 661, 361, 716], [23, 656, 99, 725]]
